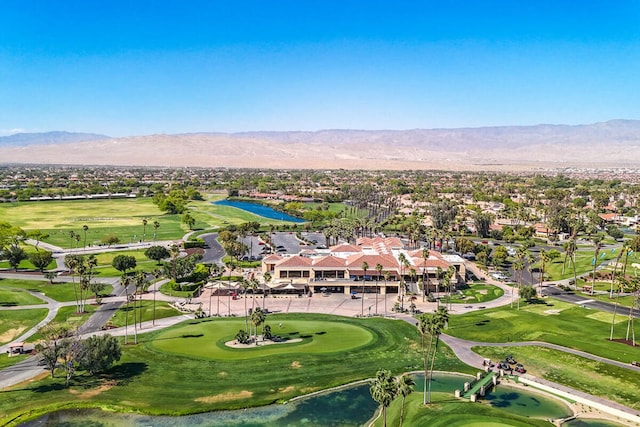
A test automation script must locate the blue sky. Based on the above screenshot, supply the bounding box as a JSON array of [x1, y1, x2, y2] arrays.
[[1, 1, 639, 136]]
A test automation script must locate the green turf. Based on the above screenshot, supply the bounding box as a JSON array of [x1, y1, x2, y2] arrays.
[[0, 314, 473, 425], [448, 282, 504, 304], [151, 317, 375, 360], [0, 308, 48, 345], [0, 278, 112, 303], [543, 249, 619, 281], [0, 287, 45, 306], [107, 300, 182, 328], [447, 299, 640, 363], [474, 345, 640, 411], [374, 391, 550, 427]]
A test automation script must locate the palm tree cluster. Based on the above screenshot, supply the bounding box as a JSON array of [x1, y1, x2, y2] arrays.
[[417, 307, 449, 405], [369, 369, 415, 427]]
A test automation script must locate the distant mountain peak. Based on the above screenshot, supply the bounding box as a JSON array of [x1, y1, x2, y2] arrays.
[[0, 131, 110, 147]]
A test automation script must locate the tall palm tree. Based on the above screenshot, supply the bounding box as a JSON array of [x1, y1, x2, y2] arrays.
[[538, 249, 549, 296], [422, 247, 429, 302], [153, 220, 160, 242], [121, 274, 131, 345], [397, 253, 409, 311], [625, 277, 639, 346], [250, 306, 266, 344], [240, 280, 250, 331], [142, 218, 148, 243], [512, 258, 524, 309], [375, 263, 383, 315], [64, 255, 80, 312], [263, 271, 272, 311], [68, 230, 76, 250], [369, 369, 397, 427], [591, 241, 602, 296], [383, 271, 390, 316], [396, 373, 415, 427], [417, 314, 433, 405], [427, 307, 448, 403], [82, 224, 89, 251], [361, 261, 369, 317]]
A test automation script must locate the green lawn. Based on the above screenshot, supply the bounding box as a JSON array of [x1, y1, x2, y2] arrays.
[[0, 314, 472, 425], [0, 287, 45, 306], [0, 278, 112, 303], [151, 317, 375, 360], [375, 391, 551, 427], [475, 345, 640, 411], [447, 299, 640, 363], [107, 300, 182, 328], [0, 308, 48, 345], [543, 248, 619, 281], [448, 282, 504, 304]]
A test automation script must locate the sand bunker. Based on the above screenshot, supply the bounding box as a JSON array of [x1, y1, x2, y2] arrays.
[[195, 390, 253, 403], [225, 336, 302, 348]]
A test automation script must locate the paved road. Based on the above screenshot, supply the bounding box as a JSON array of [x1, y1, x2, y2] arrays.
[[544, 285, 640, 319], [200, 233, 225, 265]]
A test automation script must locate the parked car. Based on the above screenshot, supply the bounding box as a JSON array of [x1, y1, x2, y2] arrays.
[[515, 364, 526, 373], [505, 355, 516, 364]]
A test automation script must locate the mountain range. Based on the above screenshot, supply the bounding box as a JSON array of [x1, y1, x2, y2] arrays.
[[2, 120, 640, 171]]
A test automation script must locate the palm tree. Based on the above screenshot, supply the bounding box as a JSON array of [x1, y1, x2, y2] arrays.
[[240, 280, 250, 331], [225, 259, 235, 317], [625, 277, 639, 346], [121, 274, 131, 345], [68, 230, 76, 250], [263, 271, 272, 311], [82, 224, 89, 251], [417, 313, 433, 405], [375, 263, 383, 315], [369, 369, 397, 427], [591, 241, 602, 296], [250, 306, 266, 344], [422, 247, 429, 302], [383, 271, 390, 316], [396, 373, 415, 427], [142, 218, 148, 243], [512, 258, 524, 309], [361, 261, 369, 317], [398, 253, 409, 311], [153, 220, 160, 242], [538, 249, 549, 296], [427, 307, 448, 403], [64, 255, 80, 312]]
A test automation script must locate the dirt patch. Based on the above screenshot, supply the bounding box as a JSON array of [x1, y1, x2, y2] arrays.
[[69, 380, 116, 399], [195, 390, 253, 403], [477, 290, 488, 295], [290, 361, 302, 369], [218, 371, 228, 378], [543, 309, 561, 315], [185, 248, 205, 256], [0, 327, 27, 343], [279, 385, 296, 393]]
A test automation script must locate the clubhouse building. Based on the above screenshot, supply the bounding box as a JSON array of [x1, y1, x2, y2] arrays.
[[260, 237, 466, 295]]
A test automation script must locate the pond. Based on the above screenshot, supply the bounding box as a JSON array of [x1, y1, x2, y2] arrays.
[[213, 199, 305, 223], [20, 373, 574, 426]]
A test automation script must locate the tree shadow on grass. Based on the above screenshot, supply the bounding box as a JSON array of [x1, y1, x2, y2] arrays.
[[31, 382, 68, 393], [107, 362, 148, 385], [181, 333, 203, 338]]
